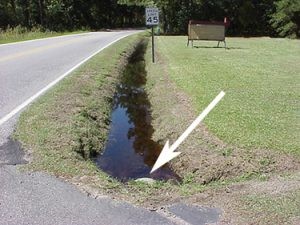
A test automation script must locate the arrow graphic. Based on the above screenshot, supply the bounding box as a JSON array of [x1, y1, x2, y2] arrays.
[[150, 91, 225, 174]]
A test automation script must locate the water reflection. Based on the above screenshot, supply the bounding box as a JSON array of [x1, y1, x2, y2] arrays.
[[95, 41, 179, 182]]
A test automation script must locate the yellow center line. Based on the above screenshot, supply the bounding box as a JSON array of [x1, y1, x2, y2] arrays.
[[0, 38, 85, 63]]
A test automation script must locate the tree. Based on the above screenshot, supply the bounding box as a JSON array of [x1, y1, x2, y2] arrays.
[[270, 0, 300, 38]]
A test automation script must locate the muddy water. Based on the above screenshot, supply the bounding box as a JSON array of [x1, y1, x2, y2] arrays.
[[95, 42, 179, 182]]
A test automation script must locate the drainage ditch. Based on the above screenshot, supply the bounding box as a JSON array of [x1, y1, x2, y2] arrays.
[[95, 41, 179, 182]]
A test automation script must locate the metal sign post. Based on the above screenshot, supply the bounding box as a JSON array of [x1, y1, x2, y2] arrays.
[[151, 26, 155, 63], [145, 7, 159, 63]]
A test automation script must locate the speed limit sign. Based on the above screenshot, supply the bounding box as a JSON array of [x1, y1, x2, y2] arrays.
[[145, 8, 159, 26], [145, 7, 159, 63]]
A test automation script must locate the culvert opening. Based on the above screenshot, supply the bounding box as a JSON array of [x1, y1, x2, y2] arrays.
[[95, 40, 180, 182]]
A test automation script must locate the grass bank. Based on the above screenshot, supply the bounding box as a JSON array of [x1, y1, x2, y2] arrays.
[[145, 36, 300, 224], [151, 36, 299, 155], [0, 26, 86, 44], [146, 36, 299, 185]]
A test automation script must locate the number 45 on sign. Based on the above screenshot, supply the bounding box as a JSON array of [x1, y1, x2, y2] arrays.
[[146, 8, 159, 25]]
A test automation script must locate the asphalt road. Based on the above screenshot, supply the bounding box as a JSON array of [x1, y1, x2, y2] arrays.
[[0, 31, 175, 225], [0, 165, 176, 225], [0, 31, 138, 145]]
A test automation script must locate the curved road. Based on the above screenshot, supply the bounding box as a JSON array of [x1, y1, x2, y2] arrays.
[[0, 31, 175, 225], [0, 31, 137, 145]]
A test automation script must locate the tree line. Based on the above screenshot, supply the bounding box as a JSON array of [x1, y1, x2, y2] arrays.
[[1, 0, 299, 38], [0, 0, 144, 31]]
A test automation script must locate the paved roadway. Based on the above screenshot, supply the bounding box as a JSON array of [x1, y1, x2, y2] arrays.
[[0, 31, 175, 225], [0, 31, 137, 145]]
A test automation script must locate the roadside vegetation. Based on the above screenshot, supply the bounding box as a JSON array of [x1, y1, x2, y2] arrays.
[[0, 26, 86, 44]]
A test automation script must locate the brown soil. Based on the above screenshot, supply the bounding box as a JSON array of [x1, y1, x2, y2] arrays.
[[189, 173, 300, 225]]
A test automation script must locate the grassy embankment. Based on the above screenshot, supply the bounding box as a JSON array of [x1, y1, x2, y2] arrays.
[[0, 26, 86, 44], [146, 36, 300, 185], [145, 36, 300, 224], [151, 37, 299, 154]]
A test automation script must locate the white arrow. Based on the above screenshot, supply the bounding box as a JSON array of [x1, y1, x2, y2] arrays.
[[150, 91, 225, 174]]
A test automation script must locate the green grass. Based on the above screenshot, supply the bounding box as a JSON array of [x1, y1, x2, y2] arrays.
[[154, 36, 300, 154], [0, 26, 87, 44]]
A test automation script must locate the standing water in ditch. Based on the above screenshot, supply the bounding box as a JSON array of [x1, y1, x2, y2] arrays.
[[95, 41, 179, 182]]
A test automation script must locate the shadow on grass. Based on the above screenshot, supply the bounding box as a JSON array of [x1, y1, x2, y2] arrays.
[[192, 46, 246, 50]]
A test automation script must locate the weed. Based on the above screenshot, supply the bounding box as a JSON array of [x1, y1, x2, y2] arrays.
[[259, 157, 275, 167], [221, 148, 233, 157]]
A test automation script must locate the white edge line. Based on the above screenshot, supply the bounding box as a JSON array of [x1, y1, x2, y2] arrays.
[[0, 32, 134, 126]]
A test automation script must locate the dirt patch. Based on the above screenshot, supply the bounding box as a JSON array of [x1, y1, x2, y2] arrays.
[[188, 173, 300, 225]]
